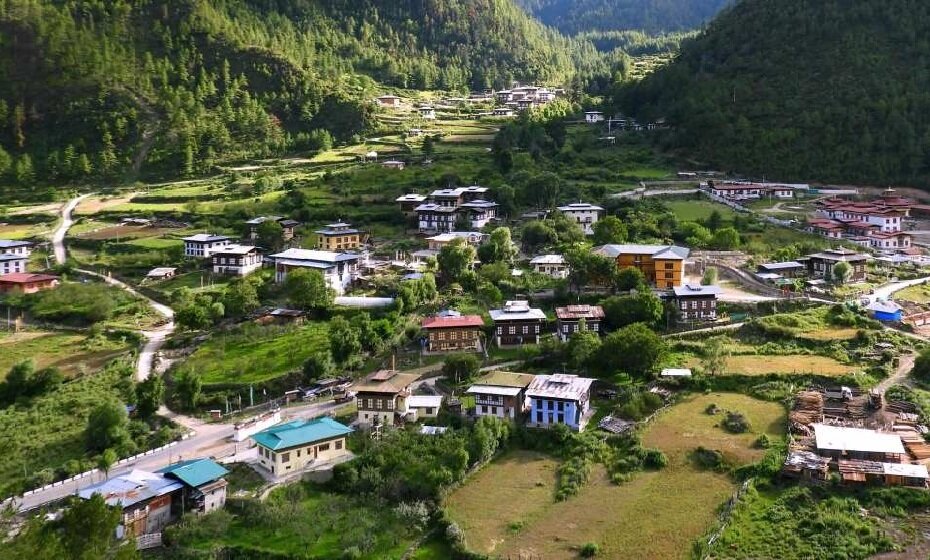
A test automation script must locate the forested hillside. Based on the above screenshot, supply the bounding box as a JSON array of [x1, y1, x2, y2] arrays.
[[619, 0, 930, 187], [0, 0, 604, 192], [517, 0, 730, 35]]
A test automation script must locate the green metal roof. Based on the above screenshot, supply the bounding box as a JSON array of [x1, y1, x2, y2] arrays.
[[157, 458, 228, 488], [251, 417, 353, 451]]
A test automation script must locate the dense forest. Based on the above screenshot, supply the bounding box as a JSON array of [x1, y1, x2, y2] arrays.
[[0, 0, 608, 190], [618, 0, 930, 187], [516, 0, 731, 35]]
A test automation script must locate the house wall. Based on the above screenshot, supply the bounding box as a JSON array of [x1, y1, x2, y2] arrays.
[[0, 258, 26, 275], [528, 397, 585, 430], [356, 392, 405, 428], [534, 263, 568, 278], [556, 319, 601, 341], [317, 233, 361, 251], [561, 210, 600, 235], [202, 485, 227, 513], [212, 253, 262, 276], [0, 245, 30, 257], [677, 296, 717, 320], [474, 393, 525, 418], [494, 319, 543, 346], [258, 436, 348, 475], [615, 253, 684, 288], [275, 262, 356, 293], [185, 240, 229, 258], [426, 327, 481, 352]]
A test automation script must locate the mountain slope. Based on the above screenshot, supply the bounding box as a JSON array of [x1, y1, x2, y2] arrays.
[[620, 0, 930, 187], [517, 0, 731, 35], [0, 0, 600, 192]]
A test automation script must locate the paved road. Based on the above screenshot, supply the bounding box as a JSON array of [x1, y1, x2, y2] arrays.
[[872, 276, 930, 301], [51, 194, 91, 264]]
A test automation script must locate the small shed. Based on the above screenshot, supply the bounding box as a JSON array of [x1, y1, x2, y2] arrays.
[[146, 267, 177, 280], [660, 368, 692, 378], [866, 300, 903, 322]]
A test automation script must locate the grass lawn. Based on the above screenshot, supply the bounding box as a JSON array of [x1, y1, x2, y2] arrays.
[[223, 462, 266, 495], [665, 199, 736, 222], [149, 271, 231, 295], [686, 354, 858, 376], [181, 322, 330, 386], [0, 331, 131, 378], [124, 236, 183, 250], [447, 393, 785, 560]]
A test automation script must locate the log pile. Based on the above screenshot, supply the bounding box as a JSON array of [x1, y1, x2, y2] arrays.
[[790, 391, 824, 432]]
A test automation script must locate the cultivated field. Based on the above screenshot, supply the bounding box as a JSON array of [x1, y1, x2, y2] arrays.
[[720, 354, 858, 377], [447, 393, 786, 559], [665, 199, 736, 222]]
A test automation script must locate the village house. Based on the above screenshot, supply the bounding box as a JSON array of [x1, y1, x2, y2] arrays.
[[466, 371, 535, 419], [245, 216, 300, 242], [868, 231, 912, 252], [866, 300, 904, 322], [530, 254, 568, 278], [757, 261, 806, 278], [555, 305, 604, 341], [145, 267, 177, 281], [584, 111, 604, 123], [458, 199, 499, 229], [396, 193, 427, 215], [0, 239, 32, 258], [78, 458, 228, 539], [269, 248, 360, 293], [491, 107, 514, 117], [594, 244, 690, 289], [376, 94, 402, 108], [814, 424, 907, 462], [707, 181, 796, 201], [414, 203, 458, 233], [407, 395, 443, 421], [489, 300, 547, 346], [314, 222, 364, 251], [803, 248, 869, 282], [673, 284, 721, 321], [211, 245, 262, 276], [421, 312, 485, 353], [526, 374, 596, 431], [426, 231, 487, 250], [414, 186, 495, 233], [418, 106, 436, 119], [157, 458, 230, 515], [353, 369, 419, 428], [252, 417, 353, 477], [0, 272, 59, 294], [0, 253, 27, 275], [183, 233, 232, 258], [557, 202, 604, 235]]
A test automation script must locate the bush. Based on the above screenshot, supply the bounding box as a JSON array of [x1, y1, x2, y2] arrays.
[[705, 403, 720, 415], [643, 449, 668, 469], [580, 542, 600, 557], [722, 411, 751, 434], [446, 521, 465, 544], [691, 446, 725, 470], [754, 434, 771, 449]]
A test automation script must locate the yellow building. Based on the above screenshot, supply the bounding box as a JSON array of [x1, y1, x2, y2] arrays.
[[315, 222, 364, 251], [252, 417, 353, 477], [594, 244, 690, 289]]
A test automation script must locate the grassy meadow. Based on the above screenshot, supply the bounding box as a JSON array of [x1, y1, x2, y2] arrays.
[[0, 330, 131, 378]]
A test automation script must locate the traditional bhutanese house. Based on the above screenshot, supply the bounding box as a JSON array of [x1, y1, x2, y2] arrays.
[[594, 244, 690, 289], [807, 218, 846, 239], [418, 106, 436, 119], [426, 231, 487, 250], [245, 216, 300, 242], [757, 261, 806, 278], [555, 304, 604, 341], [0, 253, 27, 275], [157, 458, 230, 515], [803, 248, 869, 282], [382, 160, 406, 170], [466, 371, 534, 419], [353, 370, 419, 428], [376, 94, 402, 108], [414, 203, 458, 233], [813, 424, 907, 462], [0, 239, 32, 258], [0, 272, 59, 294], [556, 202, 604, 236], [211, 244, 262, 276], [269, 248, 359, 294], [458, 199, 498, 229], [78, 470, 181, 538], [314, 222, 364, 251], [491, 107, 514, 117], [709, 182, 763, 200], [407, 395, 443, 421], [396, 193, 427, 215], [182, 233, 232, 258], [489, 300, 547, 346], [530, 254, 568, 279], [869, 231, 912, 252], [526, 374, 596, 432], [252, 417, 353, 477], [866, 300, 903, 322], [421, 313, 485, 353], [673, 284, 722, 321]]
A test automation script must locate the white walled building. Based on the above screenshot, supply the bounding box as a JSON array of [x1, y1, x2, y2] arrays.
[[557, 202, 604, 236], [0, 239, 32, 258], [211, 245, 262, 276], [183, 234, 232, 258], [270, 248, 359, 293], [530, 254, 568, 278]]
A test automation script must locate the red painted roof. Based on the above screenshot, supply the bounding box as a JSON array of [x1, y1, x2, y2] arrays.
[[0, 273, 59, 284], [421, 315, 484, 329]]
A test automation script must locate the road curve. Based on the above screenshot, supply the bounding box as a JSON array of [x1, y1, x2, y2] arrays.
[[52, 194, 91, 264]]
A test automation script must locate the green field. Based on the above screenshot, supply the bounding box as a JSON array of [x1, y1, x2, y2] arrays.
[[665, 199, 737, 222], [124, 237, 183, 249], [447, 393, 786, 560], [180, 322, 330, 385], [0, 331, 131, 378]]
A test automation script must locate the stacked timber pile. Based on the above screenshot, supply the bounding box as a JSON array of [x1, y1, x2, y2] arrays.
[[898, 429, 930, 461], [887, 400, 918, 415], [790, 391, 824, 434]]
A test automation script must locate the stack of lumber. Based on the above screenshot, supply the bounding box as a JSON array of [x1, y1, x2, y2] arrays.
[[898, 429, 930, 460], [886, 400, 918, 414], [790, 391, 824, 430]]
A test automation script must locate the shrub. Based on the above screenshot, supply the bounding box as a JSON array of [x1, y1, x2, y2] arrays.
[[691, 446, 725, 470], [643, 449, 668, 469], [580, 542, 600, 557], [446, 521, 465, 544], [722, 411, 751, 434], [705, 403, 720, 415], [754, 434, 771, 449]]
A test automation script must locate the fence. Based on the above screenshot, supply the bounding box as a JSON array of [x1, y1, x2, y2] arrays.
[[703, 478, 753, 555], [136, 533, 163, 550]]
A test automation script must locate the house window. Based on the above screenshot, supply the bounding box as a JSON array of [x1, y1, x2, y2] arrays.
[[522, 325, 529, 334], [319, 443, 331, 452], [281, 452, 290, 463], [508, 326, 516, 334], [536, 410, 542, 423], [335, 440, 343, 450], [665, 262, 674, 269]]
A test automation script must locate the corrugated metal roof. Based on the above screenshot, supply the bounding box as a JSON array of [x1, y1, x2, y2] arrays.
[[157, 458, 228, 488], [252, 417, 353, 451]]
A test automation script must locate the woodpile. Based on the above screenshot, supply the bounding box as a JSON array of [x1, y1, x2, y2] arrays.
[[886, 400, 918, 414], [898, 429, 930, 460], [790, 391, 824, 431]]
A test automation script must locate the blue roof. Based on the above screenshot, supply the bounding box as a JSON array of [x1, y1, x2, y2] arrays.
[[252, 417, 353, 451], [157, 458, 229, 488]]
